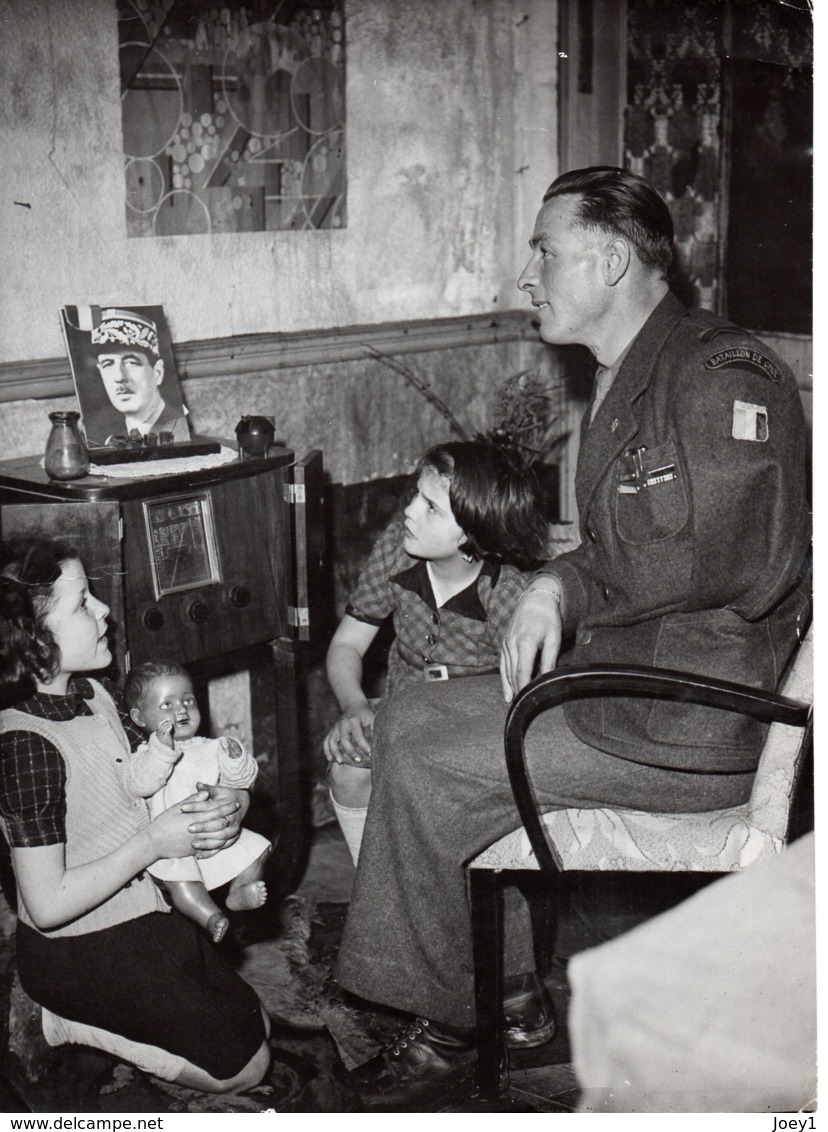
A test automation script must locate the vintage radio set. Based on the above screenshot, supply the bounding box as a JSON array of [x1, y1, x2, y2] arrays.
[[0, 445, 324, 892]]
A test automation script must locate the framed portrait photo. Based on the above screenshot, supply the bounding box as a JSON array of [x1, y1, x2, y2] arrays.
[[60, 304, 191, 449]]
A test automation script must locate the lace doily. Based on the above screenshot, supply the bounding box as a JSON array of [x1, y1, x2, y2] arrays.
[[85, 446, 238, 478]]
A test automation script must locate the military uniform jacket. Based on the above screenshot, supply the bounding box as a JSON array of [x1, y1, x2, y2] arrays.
[[546, 292, 811, 773]]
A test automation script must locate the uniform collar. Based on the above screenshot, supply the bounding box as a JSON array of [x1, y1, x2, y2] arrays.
[[16, 676, 95, 721], [615, 292, 687, 384], [602, 336, 636, 380], [389, 557, 501, 621]]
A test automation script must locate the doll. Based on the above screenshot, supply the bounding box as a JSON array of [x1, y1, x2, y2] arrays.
[[126, 660, 271, 943]]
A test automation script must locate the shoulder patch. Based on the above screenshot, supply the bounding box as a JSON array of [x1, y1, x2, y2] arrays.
[[698, 324, 746, 343], [705, 347, 782, 383]]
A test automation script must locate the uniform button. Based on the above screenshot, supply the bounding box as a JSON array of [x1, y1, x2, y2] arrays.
[[577, 629, 592, 646], [586, 525, 597, 543], [601, 583, 611, 602], [431, 613, 439, 625]]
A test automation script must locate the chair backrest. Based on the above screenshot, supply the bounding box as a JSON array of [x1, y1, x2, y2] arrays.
[[747, 623, 813, 841]]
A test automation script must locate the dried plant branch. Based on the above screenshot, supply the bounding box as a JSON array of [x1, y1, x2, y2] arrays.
[[362, 343, 568, 465], [362, 344, 470, 439]]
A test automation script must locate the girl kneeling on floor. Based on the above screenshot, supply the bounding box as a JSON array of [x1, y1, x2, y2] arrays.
[[0, 536, 270, 1092]]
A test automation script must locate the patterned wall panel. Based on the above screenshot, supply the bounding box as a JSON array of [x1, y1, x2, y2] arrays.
[[625, 0, 725, 311], [624, 0, 812, 322]]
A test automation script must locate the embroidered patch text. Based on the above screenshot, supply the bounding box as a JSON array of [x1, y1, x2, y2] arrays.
[[705, 348, 782, 383]]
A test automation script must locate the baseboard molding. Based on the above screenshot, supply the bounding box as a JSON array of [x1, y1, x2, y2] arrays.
[[0, 310, 540, 403]]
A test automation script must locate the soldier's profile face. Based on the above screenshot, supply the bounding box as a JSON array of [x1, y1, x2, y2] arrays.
[[517, 195, 609, 347], [96, 348, 164, 418]]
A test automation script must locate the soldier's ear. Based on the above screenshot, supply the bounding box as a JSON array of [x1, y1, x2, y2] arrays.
[[154, 359, 165, 386], [604, 237, 631, 286]]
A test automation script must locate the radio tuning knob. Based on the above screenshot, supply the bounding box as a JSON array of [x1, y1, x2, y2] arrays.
[[143, 607, 164, 631], [188, 600, 209, 624], [230, 585, 251, 608]]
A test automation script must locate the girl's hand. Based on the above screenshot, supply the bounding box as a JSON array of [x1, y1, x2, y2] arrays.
[[323, 704, 375, 767], [180, 783, 246, 858], [147, 803, 212, 860]]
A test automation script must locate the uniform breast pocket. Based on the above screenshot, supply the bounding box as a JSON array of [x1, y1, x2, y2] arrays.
[[614, 439, 689, 545]]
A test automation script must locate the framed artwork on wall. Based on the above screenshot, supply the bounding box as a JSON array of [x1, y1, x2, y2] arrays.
[[60, 304, 190, 448], [117, 0, 346, 238]]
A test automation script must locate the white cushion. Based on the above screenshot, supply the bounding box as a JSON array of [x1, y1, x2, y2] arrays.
[[469, 626, 812, 874]]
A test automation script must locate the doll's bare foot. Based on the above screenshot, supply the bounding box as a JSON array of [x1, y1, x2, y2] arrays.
[[206, 912, 229, 943], [226, 881, 267, 911]]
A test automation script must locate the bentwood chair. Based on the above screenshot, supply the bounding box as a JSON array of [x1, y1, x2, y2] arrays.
[[467, 623, 813, 1101]]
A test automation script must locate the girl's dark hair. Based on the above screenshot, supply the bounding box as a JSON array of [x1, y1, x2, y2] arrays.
[[124, 659, 191, 713], [0, 536, 80, 703], [417, 440, 548, 570], [544, 166, 674, 277]]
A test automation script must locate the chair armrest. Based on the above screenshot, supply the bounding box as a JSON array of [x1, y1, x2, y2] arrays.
[[505, 664, 812, 872]]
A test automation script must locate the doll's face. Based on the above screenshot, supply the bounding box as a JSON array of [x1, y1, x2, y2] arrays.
[[132, 673, 200, 741]]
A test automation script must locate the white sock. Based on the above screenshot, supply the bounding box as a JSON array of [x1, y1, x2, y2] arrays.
[[331, 793, 368, 865], [41, 1007, 186, 1081]]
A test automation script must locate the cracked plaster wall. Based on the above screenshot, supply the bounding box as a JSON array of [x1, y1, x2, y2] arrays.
[[1, 0, 559, 483], [0, 0, 560, 756]]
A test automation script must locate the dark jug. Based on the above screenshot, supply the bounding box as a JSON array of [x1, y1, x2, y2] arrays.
[[235, 415, 275, 458]]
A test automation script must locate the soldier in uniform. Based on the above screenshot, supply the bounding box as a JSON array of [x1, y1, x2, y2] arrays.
[[335, 167, 811, 1110]]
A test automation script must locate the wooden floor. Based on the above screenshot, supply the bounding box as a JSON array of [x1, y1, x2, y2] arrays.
[[1, 817, 707, 1113], [294, 821, 702, 1113], [297, 822, 583, 1111]]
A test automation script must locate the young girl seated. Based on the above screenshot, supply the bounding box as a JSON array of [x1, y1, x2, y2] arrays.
[[125, 660, 271, 945], [0, 537, 269, 1091], [323, 439, 547, 864]]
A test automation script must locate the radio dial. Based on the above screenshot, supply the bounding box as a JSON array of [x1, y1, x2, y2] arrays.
[[230, 585, 251, 608], [143, 607, 164, 631], [188, 599, 209, 624]]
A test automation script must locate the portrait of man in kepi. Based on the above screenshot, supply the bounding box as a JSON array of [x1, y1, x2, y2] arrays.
[[61, 304, 190, 449]]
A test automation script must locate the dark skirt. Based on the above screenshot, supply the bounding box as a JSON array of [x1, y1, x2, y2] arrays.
[[17, 910, 265, 1080]]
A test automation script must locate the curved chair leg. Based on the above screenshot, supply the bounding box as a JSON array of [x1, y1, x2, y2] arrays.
[[470, 868, 507, 1101]]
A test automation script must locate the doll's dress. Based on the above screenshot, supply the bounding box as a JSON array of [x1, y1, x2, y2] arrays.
[[145, 736, 269, 889]]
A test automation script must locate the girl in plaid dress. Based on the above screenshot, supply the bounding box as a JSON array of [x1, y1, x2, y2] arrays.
[[323, 440, 547, 864]]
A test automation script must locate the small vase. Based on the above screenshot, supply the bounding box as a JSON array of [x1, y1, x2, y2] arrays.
[[44, 411, 90, 480]]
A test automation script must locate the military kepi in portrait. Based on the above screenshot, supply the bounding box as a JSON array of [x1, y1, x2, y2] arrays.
[[61, 305, 191, 448]]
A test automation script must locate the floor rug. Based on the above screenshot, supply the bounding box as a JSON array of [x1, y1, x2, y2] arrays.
[[0, 897, 370, 1113]]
